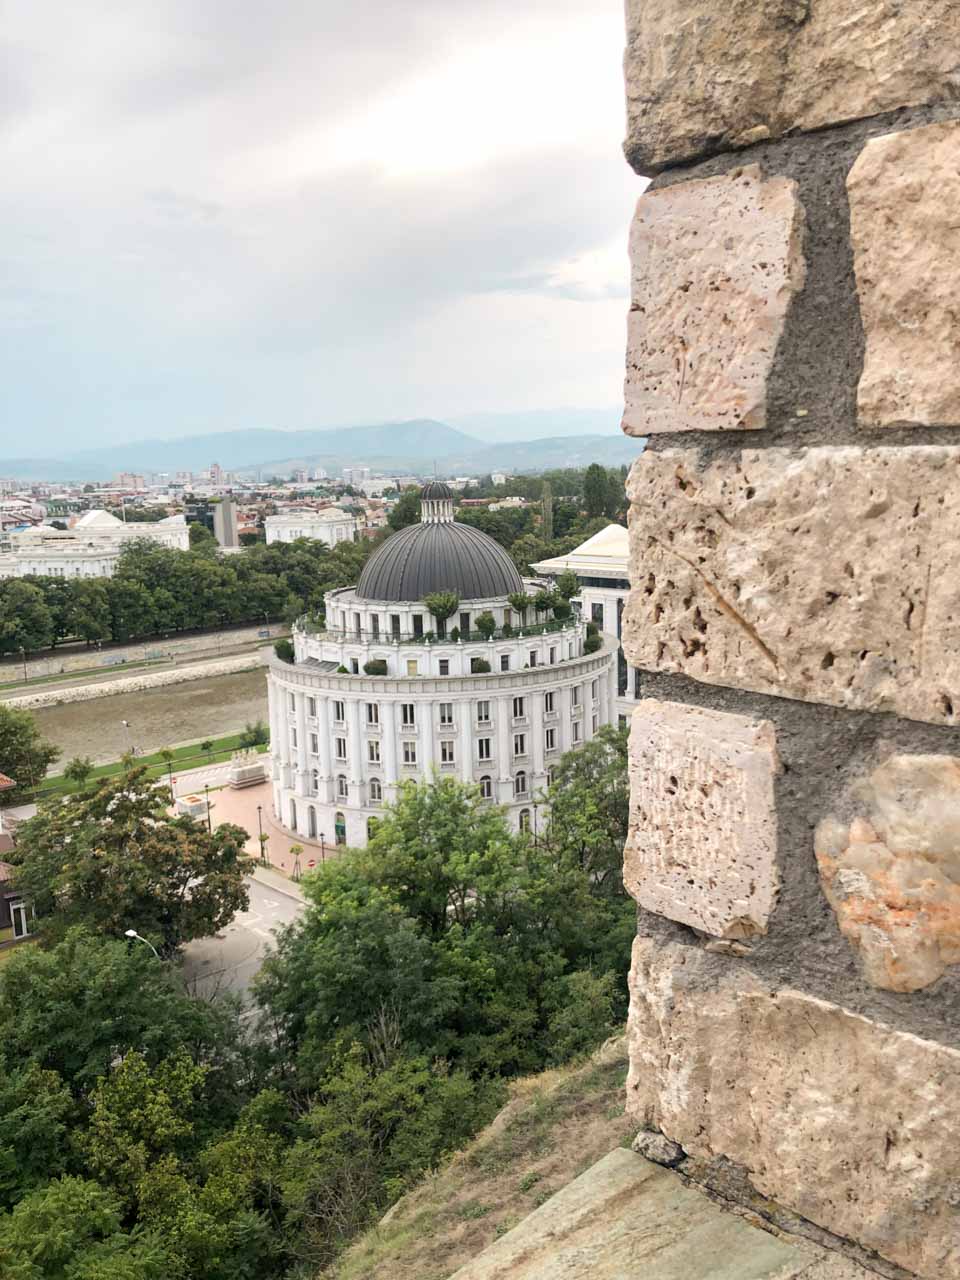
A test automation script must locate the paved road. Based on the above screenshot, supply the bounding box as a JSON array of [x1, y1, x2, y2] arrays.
[[182, 873, 305, 1003]]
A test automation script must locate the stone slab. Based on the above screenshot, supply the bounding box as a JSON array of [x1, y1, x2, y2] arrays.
[[622, 167, 805, 436], [625, 700, 780, 938], [816, 754, 960, 991], [622, 446, 960, 726], [626, 936, 960, 1277], [624, 0, 960, 173], [450, 1147, 835, 1280], [849, 120, 960, 428]]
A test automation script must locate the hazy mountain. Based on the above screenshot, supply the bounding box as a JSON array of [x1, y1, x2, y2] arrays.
[[0, 418, 642, 482], [447, 408, 621, 443]]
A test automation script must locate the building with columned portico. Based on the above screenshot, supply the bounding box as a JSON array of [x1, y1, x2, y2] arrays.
[[267, 482, 619, 847]]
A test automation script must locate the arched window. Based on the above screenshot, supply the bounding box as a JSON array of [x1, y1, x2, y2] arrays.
[[335, 811, 347, 845], [519, 808, 531, 832], [514, 771, 527, 797], [311, 768, 319, 796], [367, 817, 379, 841], [289, 798, 298, 831], [479, 775, 493, 800], [337, 774, 348, 799], [308, 806, 317, 839], [369, 778, 382, 803]]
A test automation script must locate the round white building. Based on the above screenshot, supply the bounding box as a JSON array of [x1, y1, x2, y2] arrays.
[[267, 482, 619, 847]]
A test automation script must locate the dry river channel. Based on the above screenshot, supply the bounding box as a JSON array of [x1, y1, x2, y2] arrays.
[[31, 668, 269, 765]]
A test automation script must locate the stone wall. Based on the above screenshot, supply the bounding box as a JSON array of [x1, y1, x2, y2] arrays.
[[619, 5, 960, 1276]]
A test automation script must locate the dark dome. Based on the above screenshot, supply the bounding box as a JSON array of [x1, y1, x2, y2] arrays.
[[420, 479, 453, 500], [356, 521, 524, 602]]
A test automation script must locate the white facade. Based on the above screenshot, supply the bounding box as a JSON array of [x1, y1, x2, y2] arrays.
[[532, 524, 641, 726], [0, 509, 190, 579], [268, 609, 617, 848], [264, 509, 359, 547]]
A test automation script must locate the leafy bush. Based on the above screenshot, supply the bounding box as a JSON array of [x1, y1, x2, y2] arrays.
[[274, 638, 295, 664], [501, 622, 513, 637], [585, 621, 599, 638], [584, 633, 602, 654], [474, 611, 496, 639], [363, 659, 388, 676], [553, 601, 572, 621], [470, 658, 491, 673], [239, 719, 269, 748]]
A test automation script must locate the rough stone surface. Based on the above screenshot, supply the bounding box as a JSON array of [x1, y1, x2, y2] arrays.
[[632, 1129, 684, 1167], [848, 120, 960, 429], [626, 936, 960, 1278], [450, 1147, 836, 1280], [625, 700, 780, 938], [624, 0, 960, 173], [815, 754, 960, 992], [622, 167, 805, 437], [623, 446, 960, 726]]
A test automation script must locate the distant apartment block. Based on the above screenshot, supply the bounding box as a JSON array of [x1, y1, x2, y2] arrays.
[[212, 498, 239, 548], [264, 508, 358, 547]]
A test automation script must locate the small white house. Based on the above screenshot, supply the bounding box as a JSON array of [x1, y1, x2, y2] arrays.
[[264, 509, 359, 547]]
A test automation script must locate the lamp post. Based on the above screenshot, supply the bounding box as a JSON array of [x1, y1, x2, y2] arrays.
[[124, 928, 159, 959], [203, 783, 212, 833], [256, 804, 268, 866], [320, 832, 326, 863], [532, 801, 539, 848], [120, 719, 133, 753], [19, 646, 27, 683]]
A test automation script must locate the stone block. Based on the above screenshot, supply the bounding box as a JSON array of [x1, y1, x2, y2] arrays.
[[625, 700, 780, 939], [624, 0, 960, 173], [622, 167, 805, 437], [815, 754, 960, 991], [622, 446, 960, 725], [626, 935, 960, 1277], [848, 120, 960, 428]]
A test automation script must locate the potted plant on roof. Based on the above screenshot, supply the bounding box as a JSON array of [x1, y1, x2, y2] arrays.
[[423, 592, 459, 639]]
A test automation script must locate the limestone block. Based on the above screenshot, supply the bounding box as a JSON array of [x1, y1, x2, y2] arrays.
[[624, 0, 960, 173], [848, 121, 960, 428], [815, 754, 960, 991], [625, 700, 780, 938], [622, 167, 805, 436], [626, 935, 960, 1276], [622, 446, 960, 725]]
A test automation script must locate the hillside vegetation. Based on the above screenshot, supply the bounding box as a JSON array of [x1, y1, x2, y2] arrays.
[[328, 1037, 632, 1280]]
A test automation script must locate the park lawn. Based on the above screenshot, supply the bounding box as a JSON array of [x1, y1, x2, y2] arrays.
[[35, 732, 270, 801]]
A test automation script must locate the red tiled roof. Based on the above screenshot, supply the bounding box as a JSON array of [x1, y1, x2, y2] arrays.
[[0, 773, 15, 791], [0, 859, 14, 877]]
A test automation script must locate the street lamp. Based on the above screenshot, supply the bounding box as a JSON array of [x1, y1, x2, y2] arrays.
[[203, 783, 212, 833], [256, 804, 269, 866], [19, 646, 27, 683], [320, 832, 326, 863], [124, 928, 159, 959], [532, 801, 539, 848]]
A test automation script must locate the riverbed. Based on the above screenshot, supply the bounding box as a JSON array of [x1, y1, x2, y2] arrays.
[[32, 668, 269, 765]]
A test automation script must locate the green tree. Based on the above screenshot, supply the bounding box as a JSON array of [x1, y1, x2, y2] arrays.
[[200, 739, 215, 763], [507, 591, 531, 625], [0, 1063, 74, 1210], [238, 720, 269, 748], [188, 522, 218, 553], [540, 481, 553, 541], [105, 579, 155, 643], [474, 611, 496, 639], [423, 591, 459, 639], [0, 580, 55, 654], [544, 724, 630, 888], [544, 970, 619, 1065], [387, 488, 420, 531], [532, 588, 556, 615], [273, 638, 295, 664], [63, 757, 95, 791], [555, 569, 580, 600], [12, 769, 254, 954], [0, 704, 60, 801], [583, 463, 608, 518], [66, 580, 112, 645]]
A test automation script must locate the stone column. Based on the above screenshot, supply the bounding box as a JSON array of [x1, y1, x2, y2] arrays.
[[382, 701, 398, 794], [316, 696, 332, 791], [618, 6, 960, 1275], [459, 712, 473, 784], [346, 698, 362, 795], [530, 690, 545, 779], [294, 690, 308, 796], [495, 695, 511, 782], [420, 701, 435, 776]]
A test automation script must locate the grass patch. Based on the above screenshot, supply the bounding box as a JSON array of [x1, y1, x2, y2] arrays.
[[326, 1037, 632, 1280]]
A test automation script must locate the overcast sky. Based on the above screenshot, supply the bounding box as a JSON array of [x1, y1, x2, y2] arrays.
[[2, 1, 643, 453]]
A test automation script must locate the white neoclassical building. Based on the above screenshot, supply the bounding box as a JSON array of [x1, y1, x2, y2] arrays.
[[264, 508, 359, 547], [0, 509, 190, 579], [532, 523, 641, 726], [267, 482, 619, 847]]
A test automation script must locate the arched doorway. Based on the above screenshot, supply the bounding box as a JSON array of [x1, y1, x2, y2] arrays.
[[289, 798, 298, 831], [519, 808, 531, 833], [335, 811, 347, 845], [308, 806, 317, 839]]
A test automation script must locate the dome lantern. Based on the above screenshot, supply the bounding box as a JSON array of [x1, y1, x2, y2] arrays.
[[420, 480, 454, 524]]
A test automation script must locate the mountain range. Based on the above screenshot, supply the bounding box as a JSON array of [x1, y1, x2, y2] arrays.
[[0, 415, 642, 483]]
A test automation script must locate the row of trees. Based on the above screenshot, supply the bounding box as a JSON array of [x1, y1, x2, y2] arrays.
[[0, 534, 381, 656], [0, 709, 633, 1277]]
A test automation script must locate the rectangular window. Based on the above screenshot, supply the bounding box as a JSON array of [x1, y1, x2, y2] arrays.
[[406, 659, 419, 677], [307, 697, 316, 717], [514, 733, 526, 757], [351, 658, 360, 674], [334, 700, 345, 722], [528, 650, 537, 668], [401, 703, 416, 727], [572, 686, 580, 706], [337, 775, 349, 798], [413, 614, 424, 637], [545, 727, 556, 751], [478, 737, 492, 761], [290, 727, 298, 749], [403, 741, 417, 765], [439, 658, 450, 676], [549, 647, 556, 665], [288, 693, 295, 712], [310, 733, 319, 755], [10, 900, 30, 940], [335, 737, 347, 761], [573, 721, 582, 743], [371, 615, 380, 640], [591, 602, 604, 625], [391, 614, 401, 638], [439, 703, 454, 725], [544, 691, 554, 713], [592, 679, 599, 700], [441, 740, 455, 764], [592, 714, 599, 733], [477, 700, 490, 724], [513, 696, 525, 718], [500, 654, 510, 672], [460, 611, 471, 635], [366, 703, 379, 725], [368, 740, 381, 764]]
